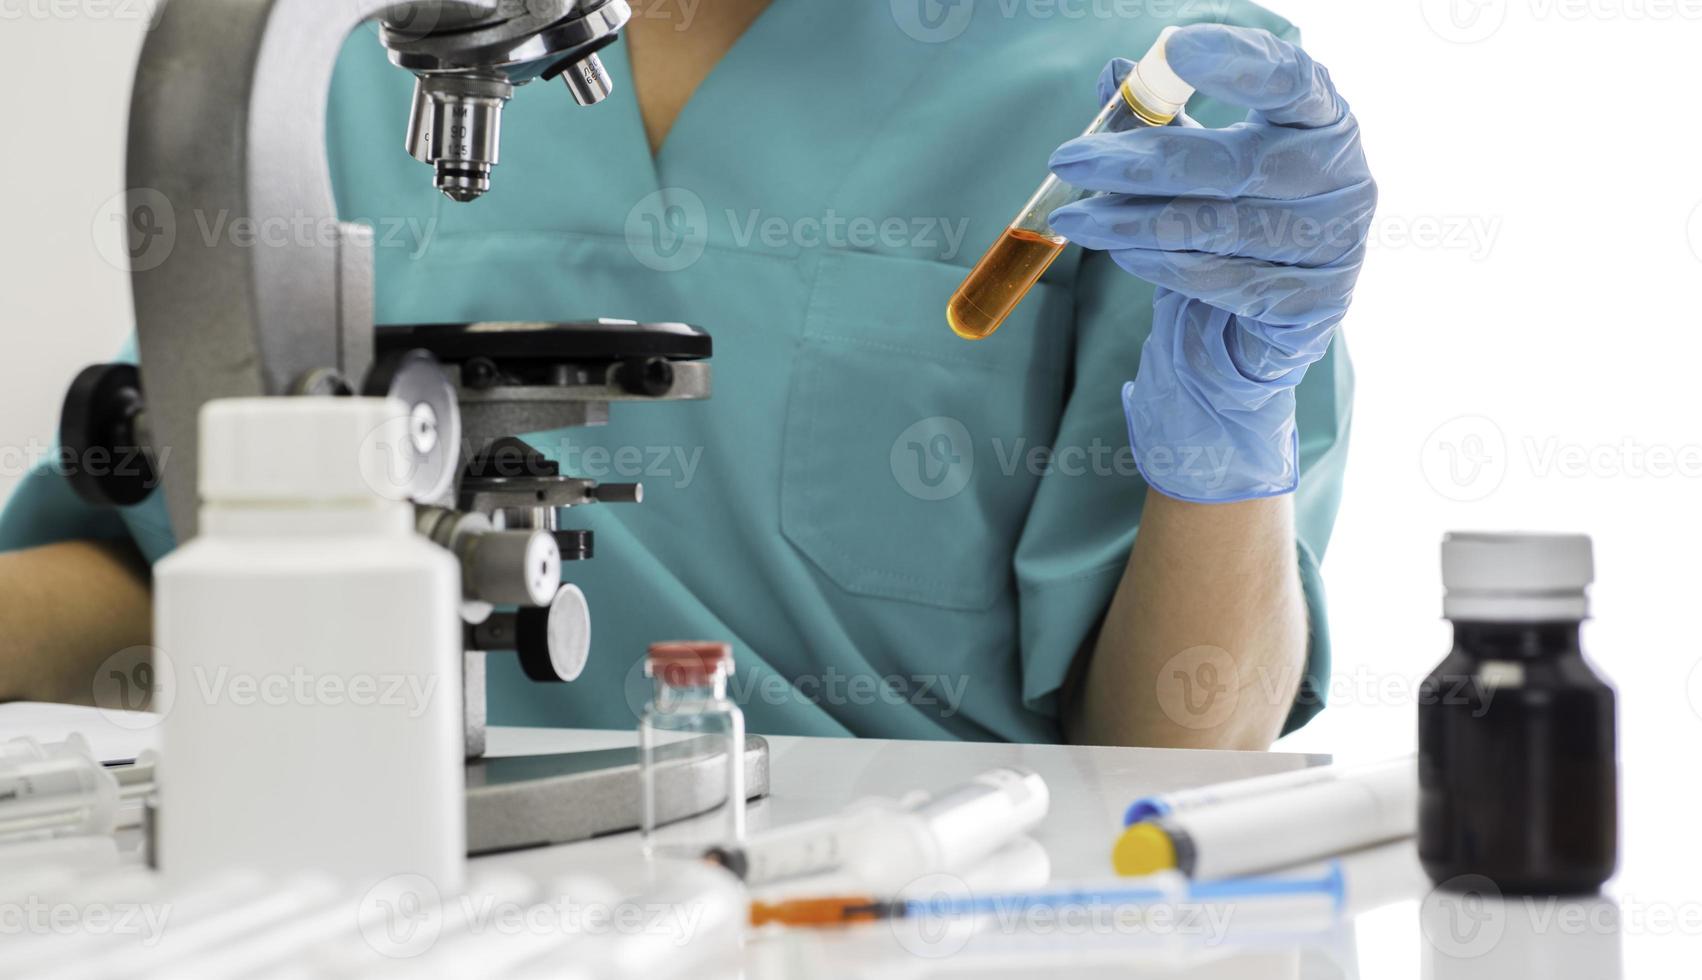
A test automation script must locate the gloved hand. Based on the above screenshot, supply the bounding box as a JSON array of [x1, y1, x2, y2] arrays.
[[1047, 24, 1374, 503]]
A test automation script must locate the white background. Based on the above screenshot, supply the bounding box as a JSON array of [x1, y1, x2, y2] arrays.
[[2, 1, 1700, 970]]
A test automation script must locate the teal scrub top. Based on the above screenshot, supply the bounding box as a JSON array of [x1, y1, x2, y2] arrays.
[[0, 2, 1351, 743]]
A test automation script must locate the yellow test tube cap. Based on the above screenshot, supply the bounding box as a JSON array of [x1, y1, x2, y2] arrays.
[[1112, 822, 1179, 876]]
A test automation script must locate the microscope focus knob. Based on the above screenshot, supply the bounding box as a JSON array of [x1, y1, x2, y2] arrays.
[[362, 349, 461, 506], [59, 363, 158, 507], [553, 529, 594, 562], [514, 584, 591, 683], [466, 529, 560, 607]]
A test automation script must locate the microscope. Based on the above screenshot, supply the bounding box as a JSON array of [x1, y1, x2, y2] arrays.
[[56, 0, 766, 855]]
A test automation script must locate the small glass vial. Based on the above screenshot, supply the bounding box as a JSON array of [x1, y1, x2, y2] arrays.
[[948, 27, 1196, 341], [639, 641, 746, 860], [1419, 533, 1618, 894]]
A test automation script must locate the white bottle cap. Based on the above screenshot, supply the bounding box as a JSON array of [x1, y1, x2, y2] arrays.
[[199, 397, 419, 505], [1124, 26, 1196, 120], [1441, 532, 1593, 622]]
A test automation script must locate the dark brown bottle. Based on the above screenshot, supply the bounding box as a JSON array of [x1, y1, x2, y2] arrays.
[[1419, 533, 1618, 894]]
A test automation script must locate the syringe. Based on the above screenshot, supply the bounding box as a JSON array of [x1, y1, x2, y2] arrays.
[[750, 864, 1346, 928], [707, 768, 1049, 891], [0, 734, 153, 841], [947, 27, 1195, 341]]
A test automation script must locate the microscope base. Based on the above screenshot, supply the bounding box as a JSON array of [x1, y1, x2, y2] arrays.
[[464, 736, 770, 855]]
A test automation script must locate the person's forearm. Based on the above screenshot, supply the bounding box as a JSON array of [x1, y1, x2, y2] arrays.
[[0, 540, 153, 705], [1066, 489, 1307, 749]]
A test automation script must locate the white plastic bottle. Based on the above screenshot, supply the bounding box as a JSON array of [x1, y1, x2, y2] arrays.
[[155, 398, 464, 889]]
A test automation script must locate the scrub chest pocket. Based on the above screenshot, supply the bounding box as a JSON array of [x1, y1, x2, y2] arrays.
[[780, 249, 1071, 612]]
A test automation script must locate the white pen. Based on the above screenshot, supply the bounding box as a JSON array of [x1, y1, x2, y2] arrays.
[[1122, 755, 1417, 824], [1113, 757, 1417, 880]]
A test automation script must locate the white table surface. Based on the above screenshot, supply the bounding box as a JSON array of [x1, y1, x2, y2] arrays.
[[479, 727, 1326, 880], [0, 705, 1687, 976], [476, 728, 1691, 978]]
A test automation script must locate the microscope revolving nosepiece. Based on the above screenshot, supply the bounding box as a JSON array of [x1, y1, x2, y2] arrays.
[[385, 0, 633, 202]]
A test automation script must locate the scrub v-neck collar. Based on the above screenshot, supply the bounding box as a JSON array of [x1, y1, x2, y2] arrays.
[[607, 0, 792, 183]]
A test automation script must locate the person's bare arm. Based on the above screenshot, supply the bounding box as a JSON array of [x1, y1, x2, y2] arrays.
[[0, 540, 153, 705], [1063, 489, 1307, 750]]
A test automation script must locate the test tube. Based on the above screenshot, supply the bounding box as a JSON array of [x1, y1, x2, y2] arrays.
[[947, 27, 1196, 341]]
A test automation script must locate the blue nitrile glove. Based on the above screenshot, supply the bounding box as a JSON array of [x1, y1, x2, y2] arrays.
[[1047, 25, 1375, 503]]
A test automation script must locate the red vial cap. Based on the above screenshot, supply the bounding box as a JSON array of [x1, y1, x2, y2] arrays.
[[647, 641, 733, 686]]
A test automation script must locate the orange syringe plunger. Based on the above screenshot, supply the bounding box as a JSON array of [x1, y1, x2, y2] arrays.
[[947, 26, 1196, 341], [749, 896, 899, 928]]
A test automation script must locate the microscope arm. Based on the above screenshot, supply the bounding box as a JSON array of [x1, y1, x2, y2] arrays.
[[128, 0, 498, 537], [125, 0, 622, 539]]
